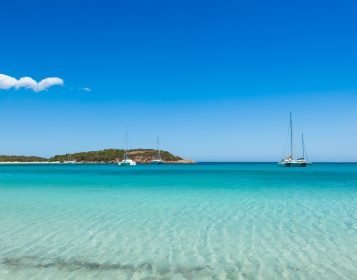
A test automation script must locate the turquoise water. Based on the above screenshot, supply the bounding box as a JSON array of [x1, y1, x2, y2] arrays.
[[0, 163, 356, 279]]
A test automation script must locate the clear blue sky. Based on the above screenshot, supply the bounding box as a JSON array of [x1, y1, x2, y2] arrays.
[[1, 0, 357, 161]]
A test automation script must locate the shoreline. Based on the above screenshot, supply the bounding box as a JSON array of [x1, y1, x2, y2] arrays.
[[0, 161, 60, 164], [0, 160, 195, 165]]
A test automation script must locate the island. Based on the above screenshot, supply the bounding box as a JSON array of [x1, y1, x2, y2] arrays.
[[0, 149, 194, 164]]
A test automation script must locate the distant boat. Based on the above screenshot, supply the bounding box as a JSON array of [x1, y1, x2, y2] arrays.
[[151, 136, 163, 164], [64, 154, 76, 164], [279, 113, 311, 167], [118, 128, 136, 166]]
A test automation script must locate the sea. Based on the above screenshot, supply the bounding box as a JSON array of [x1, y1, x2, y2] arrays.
[[0, 163, 356, 279]]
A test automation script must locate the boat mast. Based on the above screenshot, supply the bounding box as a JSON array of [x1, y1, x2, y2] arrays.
[[124, 127, 128, 160], [157, 136, 161, 160], [290, 112, 293, 159], [302, 133, 305, 159]]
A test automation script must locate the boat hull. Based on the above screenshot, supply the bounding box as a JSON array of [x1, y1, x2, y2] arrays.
[[118, 160, 136, 166], [280, 162, 307, 167], [278, 160, 311, 167], [151, 160, 163, 165], [63, 161, 76, 164]]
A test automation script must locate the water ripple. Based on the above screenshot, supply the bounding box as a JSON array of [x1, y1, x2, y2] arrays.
[[2, 256, 213, 276]]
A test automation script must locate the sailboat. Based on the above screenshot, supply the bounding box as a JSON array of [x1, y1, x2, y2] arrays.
[[279, 113, 311, 167], [118, 128, 136, 166], [64, 154, 76, 164], [151, 136, 163, 164]]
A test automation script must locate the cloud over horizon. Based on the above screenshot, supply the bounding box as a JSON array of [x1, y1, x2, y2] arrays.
[[0, 74, 64, 92]]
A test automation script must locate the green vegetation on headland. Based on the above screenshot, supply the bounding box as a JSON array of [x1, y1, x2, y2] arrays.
[[51, 149, 184, 163], [0, 149, 193, 163], [0, 155, 47, 162]]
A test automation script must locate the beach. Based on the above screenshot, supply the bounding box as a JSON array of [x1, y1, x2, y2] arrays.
[[0, 163, 356, 279]]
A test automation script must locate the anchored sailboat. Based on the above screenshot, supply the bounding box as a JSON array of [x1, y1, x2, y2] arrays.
[[279, 113, 311, 167], [151, 136, 163, 164], [64, 154, 76, 164], [118, 128, 136, 166]]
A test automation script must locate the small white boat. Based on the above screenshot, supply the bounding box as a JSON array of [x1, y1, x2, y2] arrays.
[[278, 113, 311, 167], [118, 128, 136, 166], [151, 136, 163, 164], [64, 154, 76, 164], [118, 159, 136, 166]]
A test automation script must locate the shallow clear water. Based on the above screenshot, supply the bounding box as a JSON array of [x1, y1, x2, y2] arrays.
[[0, 163, 356, 279]]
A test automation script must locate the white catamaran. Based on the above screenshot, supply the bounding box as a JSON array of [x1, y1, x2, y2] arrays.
[[118, 128, 136, 166], [151, 136, 163, 164], [279, 113, 311, 167]]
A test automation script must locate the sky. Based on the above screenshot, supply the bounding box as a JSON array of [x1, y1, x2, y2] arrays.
[[0, 0, 357, 161]]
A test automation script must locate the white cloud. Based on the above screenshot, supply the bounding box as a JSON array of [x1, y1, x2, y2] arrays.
[[77, 87, 92, 92], [0, 74, 64, 92]]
